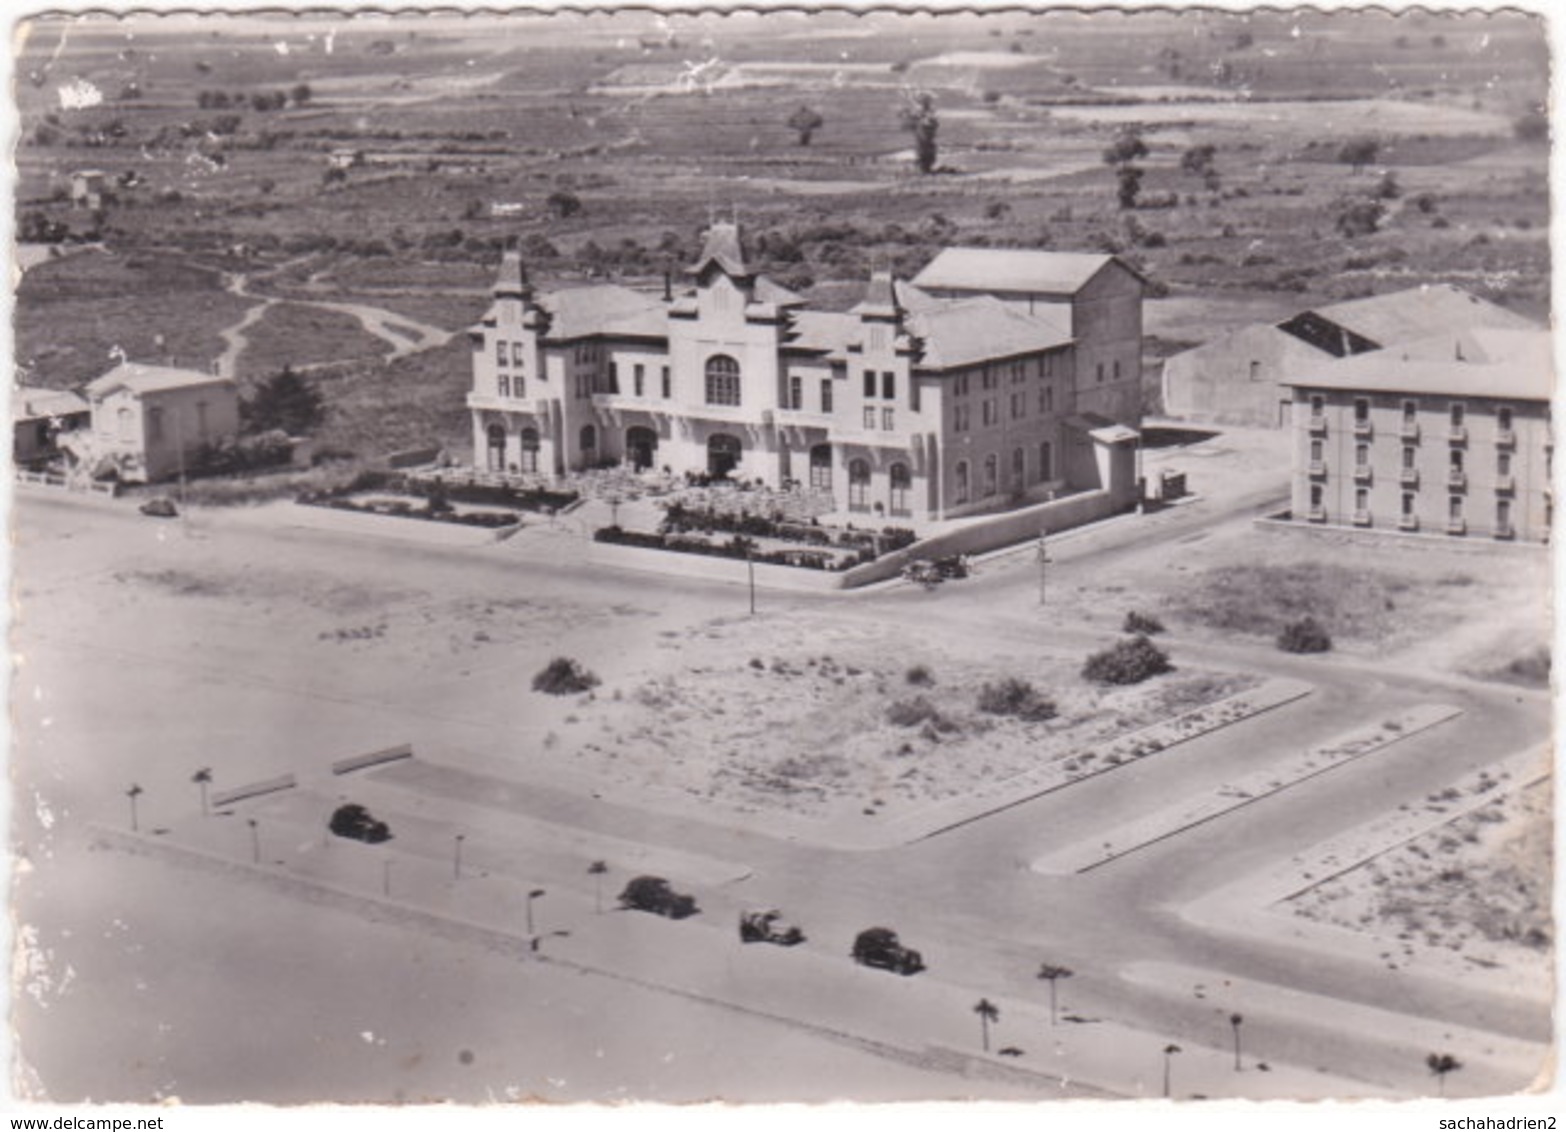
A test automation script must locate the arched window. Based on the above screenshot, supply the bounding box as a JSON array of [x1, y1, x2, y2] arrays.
[[889, 462, 911, 516], [955, 460, 970, 505], [704, 354, 741, 406], [809, 444, 833, 491], [983, 454, 998, 497], [708, 433, 742, 478], [486, 423, 507, 472], [580, 424, 598, 460], [848, 458, 871, 510], [520, 427, 540, 474], [117, 407, 134, 441]]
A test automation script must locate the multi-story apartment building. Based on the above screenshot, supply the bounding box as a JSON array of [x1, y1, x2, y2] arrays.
[[1283, 329, 1552, 542], [466, 224, 1144, 521]]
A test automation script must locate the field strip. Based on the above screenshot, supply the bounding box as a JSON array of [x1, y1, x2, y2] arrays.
[[909, 677, 1313, 843], [1122, 961, 1551, 1079], [1032, 703, 1461, 875], [1188, 743, 1551, 916]]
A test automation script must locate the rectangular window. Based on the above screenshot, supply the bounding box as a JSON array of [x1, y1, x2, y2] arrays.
[[910, 381, 920, 413], [1355, 487, 1369, 512], [1498, 451, 1512, 476], [661, 366, 671, 399], [1042, 354, 1055, 379], [983, 400, 997, 427], [882, 407, 895, 431], [1310, 394, 1325, 417], [1499, 405, 1514, 431], [1450, 402, 1466, 427], [1402, 492, 1415, 516], [1310, 483, 1323, 508], [954, 405, 969, 433], [1449, 495, 1463, 521], [1310, 438, 1323, 463], [147, 407, 164, 442], [514, 375, 525, 399], [982, 367, 996, 392], [512, 342, 525, 368], [1011, 393, 1024, 420], [496, 340, 508, 365], [1039, 441, 1053, 480], [1402, 445, 1416, 469], [1113, 359, 1122, 380], [1450, 448, 1464, 471], [1354, 398, 1370, 423], [634, 364, 645, 397], [1498, 498, 1512, 529], [789, 375, 803, 411], [1355, 443, 1369, 468], [1044, 385, 1054, 413], [1403, 399, 1417, 424], [608, 362, 619, 394], [955, 374, 968, 397], [864, 371, 876, 399], [821, 379, 833, 413], [882, 371, 895, 400], [497, 373, 510, 398], [863, 406, 876, 430], [705, 371, 741, 406]]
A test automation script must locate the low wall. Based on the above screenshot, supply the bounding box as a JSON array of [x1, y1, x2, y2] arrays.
[[211, 772, 297, 808], [842, 488, 1131, 588], [331, 743, 414, 776], [585, 539, 849, 592]]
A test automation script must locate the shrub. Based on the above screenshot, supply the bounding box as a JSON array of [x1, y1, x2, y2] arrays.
[[1277, 617, 1332, 654], [1083, 636, 1173, 685], [887, 696, 941, 727], [532, 657, 600, 695], [905, 664, 934, 686], [1123, 611, 1166, 635], [976, 678, 1058, 721]]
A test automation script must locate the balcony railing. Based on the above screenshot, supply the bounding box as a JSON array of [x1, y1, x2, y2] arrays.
[[1353, 465, 1373, 484], [1496, 429, 1517, 449], [1308, 415, 1328, 436], [1353, 419, 1374, 439], [1400, 420, 1420, 442], [1448, 424, 1468, 445], [1307, 506, 1328, 523], [1398, 514, 1419, 532], [1446, 517, 1468, 536], [1447, 470, 1468, 491], [1495, 523, 1517, 540], [1308, 460, 1328, 478], [1399, 467, 1419, 488], [1352, 510, 1373, 527], [1495, 474, 1516, 494]]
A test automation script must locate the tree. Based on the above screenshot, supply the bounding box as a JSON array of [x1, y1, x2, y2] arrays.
[[1036, 963, 1073, 1027], [1117, 166, 1144, 210], [533, 657, 600, 695], [1334, 198, 1385, 239], [588, 860, 608, 914], [241, 365, 325, 436], [290, 82, 313, 107], [1180, 144, 1216, 176], [1426, 1052, 1461, 1096], [1278, 616, 1332, 654], [1338, 137, 1379, 173], [900, 92, 939, 174], [547, 190, 582, 219], [192, 767, 213, 816], [1374, 171, 1401, 200], [786, 105, 824, 147], [1103, 130, 1149, 167], [973, 998, 999, 1052]]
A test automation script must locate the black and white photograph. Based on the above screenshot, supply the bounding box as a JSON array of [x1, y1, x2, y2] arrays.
[[6, 0, 1556, 1112]]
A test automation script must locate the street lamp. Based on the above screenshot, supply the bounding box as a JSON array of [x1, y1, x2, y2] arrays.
[[587, 860, 608, 914], [1162, 1043, 1181, 1099], [247, 818, 260, 864], [1229, 1013, 1244, 1072], [383, 858, 394, 897], [453, 834, 466, 879], [192, 767, 212, 816], [126, 783, 143, 832], [526, 888, 546, 937]]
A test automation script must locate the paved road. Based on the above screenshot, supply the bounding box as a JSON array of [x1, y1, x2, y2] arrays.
[[11, 486, 1551, 1099]]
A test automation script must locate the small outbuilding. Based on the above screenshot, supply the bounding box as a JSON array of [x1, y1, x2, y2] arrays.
[[78, 362, 240, 483]]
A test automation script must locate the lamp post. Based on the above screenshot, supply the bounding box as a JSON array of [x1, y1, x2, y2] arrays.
[[1162, 1043, 1181, 1099], [526, 888, 546, 937], [126, 783, 143, 832], [247, 818, 260, 864], [1229, 1013, 1244, 1072], [1036, 527, 1051, 606], [588, 860, 608, 914], [192, 767, 212, 816], [746, 541, 756, 616], [453, 834, 466, 880], [383, 858, 394, 897]]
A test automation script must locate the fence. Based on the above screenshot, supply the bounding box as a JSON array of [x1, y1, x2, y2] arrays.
[[15, 470, 118, 496], [210, 773, 298, 809], [331, 744, 414, 776]]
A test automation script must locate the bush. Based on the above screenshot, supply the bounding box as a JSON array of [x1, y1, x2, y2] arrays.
[[1277, 617, 1332, 654], [532, 657, 601, 695], [976, 678, 1058, 722], [1123, 611, 1165, 635], [1083, 636, 1173, 685], [887, 696, 941, 727], [905, 664, 934, 686]]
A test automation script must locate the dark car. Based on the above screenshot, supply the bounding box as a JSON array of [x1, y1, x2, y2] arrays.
[[617, 874, 699, 919], [328, 803, 391, 844], [139, 497, 179, 519], [852, 927, 924, 975]]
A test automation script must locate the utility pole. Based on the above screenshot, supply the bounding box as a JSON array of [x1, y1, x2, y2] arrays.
[[747, 543, 756, 616], [1036, 527, 1051, 607]]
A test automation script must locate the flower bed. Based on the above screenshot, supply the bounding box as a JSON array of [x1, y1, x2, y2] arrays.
[[662, 500, 917, 553], [593, 525, 868, 570], [299, 492, 520, 529]]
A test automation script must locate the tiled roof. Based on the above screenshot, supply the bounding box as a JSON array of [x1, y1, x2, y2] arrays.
[[542, 285, 668, 340], [1284, 329, 1553, 401], [84, 363, 233, 398], [909, 295, 1073, 369], [913, 248, 1119, 296], [785, 309, 860, 357], [1307, 284, 1537, 348], [12, 386, 89, 421]]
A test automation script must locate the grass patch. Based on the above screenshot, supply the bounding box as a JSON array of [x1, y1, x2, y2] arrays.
[[1490, 646, 1551, 689], [1172, 562, 1406, 641], [234, 301, 394, 380]]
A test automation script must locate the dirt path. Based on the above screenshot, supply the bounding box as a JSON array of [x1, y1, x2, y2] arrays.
[[214, 264, 455, 378]]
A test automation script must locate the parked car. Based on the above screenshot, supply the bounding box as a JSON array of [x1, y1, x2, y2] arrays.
[[328, 802, 391, 844], [739, 908, 805, 946], [139, 497, 178, 519], [851, 927, 924, 975], [617, 874, 699, 919]]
